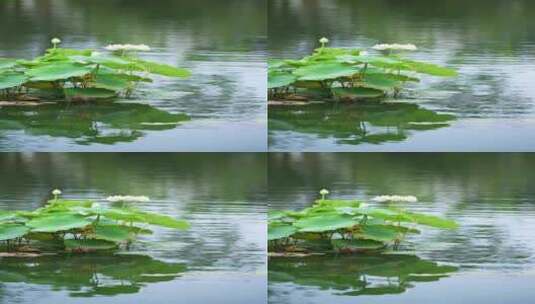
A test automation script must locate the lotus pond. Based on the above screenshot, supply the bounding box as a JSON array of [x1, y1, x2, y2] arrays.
[[268, 153, 535, 304], [0, 153, 266, 304], [0, 0, 266, 151], [268, 0, 535, 151]]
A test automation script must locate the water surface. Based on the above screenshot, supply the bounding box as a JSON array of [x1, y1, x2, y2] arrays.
[[268, 0, 535, 151], [268, 153, 535, 303], [0, 153, 266, 304], [0, 0, 266, 151]]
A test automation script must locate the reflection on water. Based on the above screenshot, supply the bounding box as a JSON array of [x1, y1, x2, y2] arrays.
[[268, 0, 535, 151], [0, 0, 266, 151], [0, 254, 186, 299], [269, 101, 454, 149], [0, 102, 189, 145], [269, 254, 457, 299], [0, 154, 266, 304], [268, 153, 535, 303]]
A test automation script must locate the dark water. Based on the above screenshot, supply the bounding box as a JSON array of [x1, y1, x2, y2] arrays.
[[268, 0, 535, 151], [0, 153, 267, 304], [268, 153, 535, 303], [0, 0, 266, 151]]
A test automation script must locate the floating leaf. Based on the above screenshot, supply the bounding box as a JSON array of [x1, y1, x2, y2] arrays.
[[0, 210, 19, 222], [103, 208, 189, 230], [94, 224, 133, 242], [0, 223, 29, 241], [0, 72, 27, 90], [26, 62, 95, 81], [406, 212, 458, 229], [268, 71, 297, 89], [294, 62, 359, 81], [140, 212, 190, 230], [358, 225, 402, 242], [27, 213, 91, 232], [268, 222, 297, 241], [0, 58, 19, 70], [47, 199, 94, 209], [360, 73, 402, 90], [401, 59, 457, 77], [132, 59, 191, 78], [294, 214, 358, 233], [92, 74, 130, 91]]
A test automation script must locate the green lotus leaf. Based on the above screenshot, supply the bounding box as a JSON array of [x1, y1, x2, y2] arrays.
[[358, 225, 403, 242], [26, 62, 96, 81], [47, 48, 93, 57], [0, 58, 19, 70], [131, 58, 191, 78], [360, 73, 402, 90], [337, 54, 404, 69], [401, 59, 457, 77], [27, 213, 91, 232], [92, 73, 130, 91], [0, 223, 30, 241], [268, 211, 286, 221], [47, 199, 94, 209], [102, 208, 146, 222], [103, 208, 189, 230], [294, 62, 359, 81], [268, 222, 297, 241], [405, 212, 459, 229], [294, 214, 358, 233], [139, 212, 190, 230], [0, 72, 27, 90], [0, 210, 19, 222], [85, 54, 141, 70], [268, 71, 297, 89], [94, 224, 133, 242]]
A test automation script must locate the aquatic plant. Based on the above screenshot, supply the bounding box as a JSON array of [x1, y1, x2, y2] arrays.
[[268, 38, 456, 102], [0, 38, 190, 102], [268, 190, 457, 254], [0, 190, 189, 253]]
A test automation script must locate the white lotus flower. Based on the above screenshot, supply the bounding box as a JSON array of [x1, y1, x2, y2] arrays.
[[52, 189, 62, 196], [372, 43, 418, 51], [106, 195, 150, 203], [371, 195, 418, 203], [105, 44, 151, 52]]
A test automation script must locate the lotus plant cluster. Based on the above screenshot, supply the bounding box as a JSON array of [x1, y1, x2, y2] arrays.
[[0, 38, 190, 102], [268, 38, 457, 102], [0, 189, 189, 253], [268, 190, 458, 254]]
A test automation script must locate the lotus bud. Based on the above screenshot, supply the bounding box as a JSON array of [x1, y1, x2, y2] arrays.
[[319, 37, 329, 48], [51, 37, 61, 48], [52, 189, 62, 200], [319, 188, 329, 200]]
